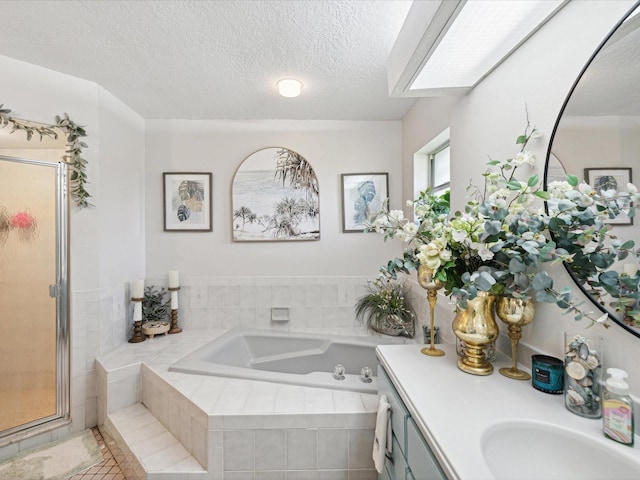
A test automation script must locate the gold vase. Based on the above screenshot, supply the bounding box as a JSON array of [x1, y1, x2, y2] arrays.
[[417, 264, 445, 357], [452, 292, 499, 375], [495, 296, 535, 380]]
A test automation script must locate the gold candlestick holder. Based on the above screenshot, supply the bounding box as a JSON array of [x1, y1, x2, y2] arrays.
[[495, 296, 535, 380], [168, 286, 182, 334], [417, 265, 445, 357], [128, 296, 146, 343]]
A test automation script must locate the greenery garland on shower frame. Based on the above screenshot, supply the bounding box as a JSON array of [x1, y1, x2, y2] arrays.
[[0, 104, 91, 208]]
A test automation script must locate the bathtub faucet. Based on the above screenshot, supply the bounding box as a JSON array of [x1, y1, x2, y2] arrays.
[[333, 364, 345, 380], [360, 367, 373, 383]]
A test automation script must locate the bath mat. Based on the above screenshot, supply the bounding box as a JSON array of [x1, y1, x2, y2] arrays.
[[0, 428, 102, 480]]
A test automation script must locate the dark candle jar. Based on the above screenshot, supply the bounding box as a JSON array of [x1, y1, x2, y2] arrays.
[[531, 354, 564, 394]]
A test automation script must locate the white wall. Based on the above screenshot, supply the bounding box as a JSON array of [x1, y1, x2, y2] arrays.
[[145, 120, 403, 279], [97, 88, 146, 288], [402, 1, 640, 394]]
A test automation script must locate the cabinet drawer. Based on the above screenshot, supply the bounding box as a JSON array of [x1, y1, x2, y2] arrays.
[[406, 417, 446, 480], [378, 366, 410, 451]]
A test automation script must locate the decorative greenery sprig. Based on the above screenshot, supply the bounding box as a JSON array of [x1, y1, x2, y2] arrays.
[[0, 104, 91, 208], [142, 286, 171, 323]]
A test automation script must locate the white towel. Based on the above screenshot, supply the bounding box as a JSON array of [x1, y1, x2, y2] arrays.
[[372, 394, 392, 473]]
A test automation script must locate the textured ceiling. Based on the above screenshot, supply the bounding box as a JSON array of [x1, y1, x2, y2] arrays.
[[0, 0, 416, 120]]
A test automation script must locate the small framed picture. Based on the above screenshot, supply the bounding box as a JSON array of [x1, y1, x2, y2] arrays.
[[163, 172, 212, 231], [584, 167, 633, 225], [341, 173, 389, 233]]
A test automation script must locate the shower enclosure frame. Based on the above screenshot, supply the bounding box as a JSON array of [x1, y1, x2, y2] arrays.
[[0, 154, 70, 443]]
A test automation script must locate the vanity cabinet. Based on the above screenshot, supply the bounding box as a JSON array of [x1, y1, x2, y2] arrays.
[[378, 366, 446, 480]]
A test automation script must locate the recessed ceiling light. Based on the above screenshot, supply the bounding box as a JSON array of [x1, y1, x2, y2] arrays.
[[277, 78, 303, 98]]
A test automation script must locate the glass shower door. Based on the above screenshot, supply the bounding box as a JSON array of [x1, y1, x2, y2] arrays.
[[0, 155, 68, 437]]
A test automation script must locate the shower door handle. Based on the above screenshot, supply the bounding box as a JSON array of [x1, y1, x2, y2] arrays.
[[49, 284, 59, 298]]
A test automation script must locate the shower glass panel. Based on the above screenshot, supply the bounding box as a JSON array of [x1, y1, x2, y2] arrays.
[[0, 155, 68, 438]]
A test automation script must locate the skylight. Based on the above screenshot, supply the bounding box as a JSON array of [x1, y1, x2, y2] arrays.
[[389, 0, 567, 95]]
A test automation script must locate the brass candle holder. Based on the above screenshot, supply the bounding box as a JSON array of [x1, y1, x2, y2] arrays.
[[495, 296, 535, 380], [417, 264, 445, 357], [168, 286, 182, 334], [128, 296, 146, 343]]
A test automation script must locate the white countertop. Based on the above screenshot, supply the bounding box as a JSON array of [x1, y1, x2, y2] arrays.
[[376, 343, 640, 480]]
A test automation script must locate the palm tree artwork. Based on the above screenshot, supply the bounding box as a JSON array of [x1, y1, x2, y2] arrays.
[[232, 147, 320, 241]]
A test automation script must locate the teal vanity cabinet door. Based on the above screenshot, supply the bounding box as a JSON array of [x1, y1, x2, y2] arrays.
[[406, 417, 447, 479], [378, 364, 448, 480], [377, 366, 410, 449], [379, 464, 392, 480], [386, 435, 410, 480]]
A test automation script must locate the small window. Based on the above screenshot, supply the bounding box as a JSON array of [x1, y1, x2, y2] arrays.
[[429, 142, 450, 196], [413, 129, 450, 208]]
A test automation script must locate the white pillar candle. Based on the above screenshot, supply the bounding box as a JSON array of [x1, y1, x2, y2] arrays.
[[132, 279, 144, 298], [171, 290, 179, 309], [169, 270, 180, 288], [133, 301, 142, 321], [623, 263, 637, 276]]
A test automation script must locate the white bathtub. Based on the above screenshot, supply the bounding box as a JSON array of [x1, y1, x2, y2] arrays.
[[169, 327, 407, 393]]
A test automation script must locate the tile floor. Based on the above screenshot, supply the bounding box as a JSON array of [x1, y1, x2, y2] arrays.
[[69, 427, 126, 480]]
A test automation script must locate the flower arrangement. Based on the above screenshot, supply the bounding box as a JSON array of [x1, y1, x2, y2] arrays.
[[354, 275, 416, 337], [367, 122, 640, 327]]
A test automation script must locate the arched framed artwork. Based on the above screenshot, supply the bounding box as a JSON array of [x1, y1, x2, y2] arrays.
[[231, 147, 320, 241]]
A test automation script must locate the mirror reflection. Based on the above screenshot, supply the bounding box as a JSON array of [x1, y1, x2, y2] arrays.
[[547, 5, 640, 336]]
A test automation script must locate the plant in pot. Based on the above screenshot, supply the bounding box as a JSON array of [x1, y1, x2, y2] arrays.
[[355, 274, 416, 338], [142, 286, 171, 337]]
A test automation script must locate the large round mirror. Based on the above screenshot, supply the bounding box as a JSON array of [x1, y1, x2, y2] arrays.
[[546, 3, 640, 337]]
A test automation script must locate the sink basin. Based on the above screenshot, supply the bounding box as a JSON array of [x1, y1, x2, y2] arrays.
[[481, 420, 640, 479]]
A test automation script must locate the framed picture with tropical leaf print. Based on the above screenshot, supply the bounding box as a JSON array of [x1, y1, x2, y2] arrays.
[[341, 172, 388, 233], [584, 167, 633, 225], [163, 172, 212, 231]]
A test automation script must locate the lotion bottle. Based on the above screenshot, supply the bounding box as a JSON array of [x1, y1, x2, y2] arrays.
[[602, 368, 634, 446]]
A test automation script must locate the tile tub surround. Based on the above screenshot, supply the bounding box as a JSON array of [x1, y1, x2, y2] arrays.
[[145, 276, 376, 332], [97, 327, 389, 479]]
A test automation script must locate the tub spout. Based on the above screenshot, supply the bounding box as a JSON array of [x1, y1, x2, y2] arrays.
[[333, 364, 345, 380]]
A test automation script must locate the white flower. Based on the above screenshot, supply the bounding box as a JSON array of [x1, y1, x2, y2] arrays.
[[406, 200, 414, 207], [578, 182, 594, 195], [388, 210, 404, 222], [478, 245, 494, 261], [403, 222, 418, 235], [513, 150, 536, 167], [452, 229, 468, 243]]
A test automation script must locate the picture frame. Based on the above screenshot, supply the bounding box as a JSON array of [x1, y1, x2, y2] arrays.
[[584, 167, 633, 225], [341, 172, 389, 233], [163, 172, 212, 231], [231, 147, 320, 241]]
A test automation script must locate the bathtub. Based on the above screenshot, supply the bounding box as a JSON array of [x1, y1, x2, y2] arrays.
[[169, 327, 407, 393]]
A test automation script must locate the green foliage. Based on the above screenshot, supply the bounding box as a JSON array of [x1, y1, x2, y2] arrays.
[[367, 115, 640, 328], [354, 275, 415, 337], [142, 286, 170, 323], [0, 104, 91, 208]]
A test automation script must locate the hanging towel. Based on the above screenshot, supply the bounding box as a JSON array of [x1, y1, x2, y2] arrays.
[[372, 394, 392, 473]]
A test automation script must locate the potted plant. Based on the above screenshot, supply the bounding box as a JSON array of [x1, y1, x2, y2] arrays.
[[355, 275, 416, 337], [141, 286, 171, 338]]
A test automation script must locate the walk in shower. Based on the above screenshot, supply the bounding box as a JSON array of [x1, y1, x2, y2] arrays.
[[0, 152, 69, 441]]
